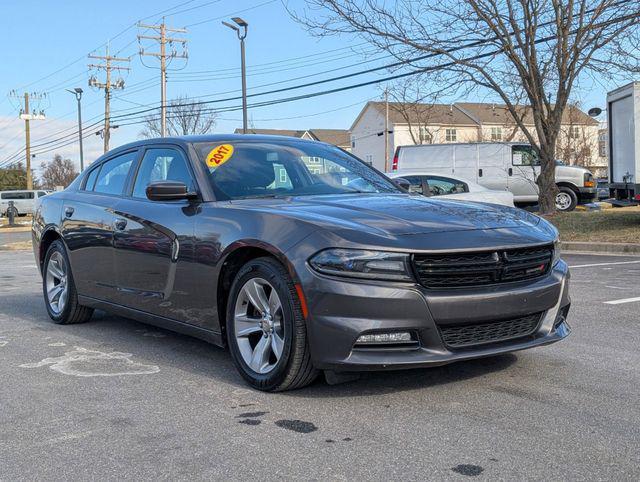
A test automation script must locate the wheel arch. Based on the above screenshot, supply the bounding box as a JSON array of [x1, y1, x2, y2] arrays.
[[216, 240, 302, 339], [38, 227, 65, 274], [556, 181, 580, 194]]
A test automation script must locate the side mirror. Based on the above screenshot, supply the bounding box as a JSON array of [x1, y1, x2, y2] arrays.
[[393, 177, 411, 191], [146, 181, 197, 201]]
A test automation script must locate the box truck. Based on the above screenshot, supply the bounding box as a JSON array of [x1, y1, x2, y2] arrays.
[[607, 82, 640, 205]]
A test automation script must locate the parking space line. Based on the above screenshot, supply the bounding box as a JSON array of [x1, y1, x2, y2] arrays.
[[568, 260, 640, 269], [604, 296, 640, 305]]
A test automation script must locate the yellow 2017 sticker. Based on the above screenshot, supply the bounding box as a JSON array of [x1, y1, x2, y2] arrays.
[[206, 144, 234, 168]]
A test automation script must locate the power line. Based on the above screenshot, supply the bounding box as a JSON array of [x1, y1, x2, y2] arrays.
[[5, 4, 635, 166]]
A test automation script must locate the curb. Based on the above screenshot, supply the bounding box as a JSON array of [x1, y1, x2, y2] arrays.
[[0, 226, 31, 233], [561, 241, 640, 255]]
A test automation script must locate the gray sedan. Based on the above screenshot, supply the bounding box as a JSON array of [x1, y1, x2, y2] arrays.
[[32, 135, 570, 391]]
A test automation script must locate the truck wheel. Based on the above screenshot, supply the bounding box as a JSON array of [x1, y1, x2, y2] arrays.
[[555, 187, 578, 212]]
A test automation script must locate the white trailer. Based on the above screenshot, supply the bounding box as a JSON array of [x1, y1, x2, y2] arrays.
[[607, 81, 640, 204]]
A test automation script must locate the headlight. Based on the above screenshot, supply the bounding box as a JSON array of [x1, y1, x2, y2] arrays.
[[309, 249, 413, 281], [553, 238, 561, 266]]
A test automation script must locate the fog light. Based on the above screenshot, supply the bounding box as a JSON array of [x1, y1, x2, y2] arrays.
[[356, 332, 412, 344]]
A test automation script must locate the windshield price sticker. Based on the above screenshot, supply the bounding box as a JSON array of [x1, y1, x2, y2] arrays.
[[206, 144, 234, 168]]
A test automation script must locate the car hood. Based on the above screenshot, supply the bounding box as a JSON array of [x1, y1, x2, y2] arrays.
[[229, 193, 542, 236]]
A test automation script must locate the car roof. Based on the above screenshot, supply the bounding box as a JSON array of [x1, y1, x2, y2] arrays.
[[107, 133, 328, 153]]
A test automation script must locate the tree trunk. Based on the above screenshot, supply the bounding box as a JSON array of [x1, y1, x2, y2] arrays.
[[537, 148, 558, 215]]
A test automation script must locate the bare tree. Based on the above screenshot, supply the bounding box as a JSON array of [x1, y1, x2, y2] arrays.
[[292, 1, 640, 213], [556, 103, 598, 170], [385, 77, 446, 144], [39, 155, 78, 189], [140, 95, 217, 138]]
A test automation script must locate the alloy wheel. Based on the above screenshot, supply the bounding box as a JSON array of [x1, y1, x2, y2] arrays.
[[555, 192, 572, 211], [233, 278, 285, 374], [46, 251, 68, 315]]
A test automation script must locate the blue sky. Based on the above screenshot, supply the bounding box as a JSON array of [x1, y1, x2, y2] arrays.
[[0, 0, 620, 171]]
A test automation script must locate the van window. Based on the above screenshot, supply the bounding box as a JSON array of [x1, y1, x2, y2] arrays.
[[37, 191, 47, 197], [93, 151, 137, 195], [512, 145, 540, 166], [0, 191, 33, 200]]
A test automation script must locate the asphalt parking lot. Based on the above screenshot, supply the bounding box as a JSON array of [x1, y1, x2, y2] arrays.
[[1, 250, 639, 480]]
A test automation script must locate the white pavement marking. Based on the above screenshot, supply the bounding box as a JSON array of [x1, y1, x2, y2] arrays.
[[603, 296, 640, 305], [568, 260, 640, 269], [19, 346, 160, 377]]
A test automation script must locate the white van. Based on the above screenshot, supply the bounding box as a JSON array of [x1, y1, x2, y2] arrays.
[[0, 190, 51, 216], [391, 142, 597, 211]]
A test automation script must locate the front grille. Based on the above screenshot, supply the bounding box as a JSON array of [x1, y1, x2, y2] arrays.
[[439, 312, 543, 349], [413, 245, 553, 289]]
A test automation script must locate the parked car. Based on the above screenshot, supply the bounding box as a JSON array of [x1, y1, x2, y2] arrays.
[[1, 190, 51, 216], [391, 142, 597, 211], [388, 171, 514, 207], [32, 135, 570, 391]]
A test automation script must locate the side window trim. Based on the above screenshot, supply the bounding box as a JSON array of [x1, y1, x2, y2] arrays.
[[90, 149, 139, 197], [81, 164, 102, 191]]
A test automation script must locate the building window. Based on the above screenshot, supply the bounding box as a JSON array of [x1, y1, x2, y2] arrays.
[[351, 135, 356, 148], [490, 127, 502, 141], [279, 169, 288, 184], [365, 154, 373, 165], [569, 126, 581, 140], [445, 128, 457, 142], [419, 126, 433, 144]]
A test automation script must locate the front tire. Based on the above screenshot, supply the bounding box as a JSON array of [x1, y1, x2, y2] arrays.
[[226, 257, 318, 391], [555, 187, 578, 212], [43, 240, 93, 324]]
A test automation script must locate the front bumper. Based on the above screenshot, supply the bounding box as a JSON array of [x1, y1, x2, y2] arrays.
[[577, 186, 598, 203], [300, 260, 571, 371]]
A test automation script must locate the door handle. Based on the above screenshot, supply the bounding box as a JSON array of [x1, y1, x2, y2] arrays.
[[114, 218, 127, 231], [478, 168, 483, 178], [508, 167, 513, 176], [64, 206, 74, 218]]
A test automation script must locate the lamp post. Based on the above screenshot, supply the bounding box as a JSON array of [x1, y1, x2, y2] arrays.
[[67, 87, 84, 171], [222, 17, 248, 134]]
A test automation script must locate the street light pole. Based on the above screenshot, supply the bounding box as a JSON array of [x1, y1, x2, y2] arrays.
[[67, 88, 84, 171], [223, 17, 248, 133]]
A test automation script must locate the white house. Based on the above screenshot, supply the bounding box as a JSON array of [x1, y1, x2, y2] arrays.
[[349, 101, 601, 173]]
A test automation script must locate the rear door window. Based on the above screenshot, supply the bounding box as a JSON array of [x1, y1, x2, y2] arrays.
[[93, 151, 137, 195], [426, 176, 469, 196]]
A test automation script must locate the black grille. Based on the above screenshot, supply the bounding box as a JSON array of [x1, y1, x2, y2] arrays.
[[413, 245, 553, 289], [439, 313, 543, 349]]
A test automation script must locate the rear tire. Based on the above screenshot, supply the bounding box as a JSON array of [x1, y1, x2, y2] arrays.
[[43, 240, 93, 324], [226, 257, 318, 391], [555, 187, 578, 212]]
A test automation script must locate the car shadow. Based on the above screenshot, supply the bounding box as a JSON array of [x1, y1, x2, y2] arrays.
[[4, 292, 519, 395], [285, 353, 519, 399]]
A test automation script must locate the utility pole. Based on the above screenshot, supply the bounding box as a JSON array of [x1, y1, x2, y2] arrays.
[[88, 46, 129, 153], [9, 90, 46, 190], [384, 87, 389, 172], [138, 18, 188, 137]]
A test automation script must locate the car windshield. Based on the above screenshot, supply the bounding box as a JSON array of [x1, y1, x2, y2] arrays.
[[196, 140, 401, 200]]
